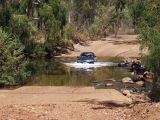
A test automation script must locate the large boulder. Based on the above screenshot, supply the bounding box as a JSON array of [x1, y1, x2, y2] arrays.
[[122, 77, 134, 84]]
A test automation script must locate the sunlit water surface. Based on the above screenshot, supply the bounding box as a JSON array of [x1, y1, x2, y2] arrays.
[[27, 58, 152, 93]]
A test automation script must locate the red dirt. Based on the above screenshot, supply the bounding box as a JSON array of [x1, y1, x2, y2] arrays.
[[0, 86, 159, 120]]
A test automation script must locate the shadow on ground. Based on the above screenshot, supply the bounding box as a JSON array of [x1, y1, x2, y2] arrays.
[[74, 99, 131, 110], [107, 39, 138, 45]]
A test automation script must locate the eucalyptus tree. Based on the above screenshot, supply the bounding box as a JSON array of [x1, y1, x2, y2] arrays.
[[127, 0, 146, 32], [62, 0, 73, 23], [72, 0, 99, 29], [38, 0, 67, 55], [108, 0, 127, 37]]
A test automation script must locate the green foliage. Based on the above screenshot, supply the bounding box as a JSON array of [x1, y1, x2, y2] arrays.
[[88, 5, 109, 39], [113, 0, 126, 11], [0, 28, 30, 86], [138, 0, 160, 72], [50, 0, 67, 28], [27, 60, 48, 76], [24, 42, 47, 58], [38, 0, 67, 55], [88, 24, 99, 39], [0, 6, 12, 28], [7, 12, 48, 58], [141, 29, 160, 73], [137, 0, 160, 101], [19, 0, 29, 14], [73, 0, 98, 27], [64, 23, 74, 40], [9, 14, 39, 57], [39, 3, 53, 19], [9, 14, 35, 43], [44, 15, 63, 49], [128, 0, 146, 31], [39, 0, 67, 28], [32, 44, 47, 58], [88, 2, 131, 39]]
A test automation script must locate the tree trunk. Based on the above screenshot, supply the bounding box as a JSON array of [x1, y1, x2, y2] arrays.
[[38, 18, 43, 30], [27, 0, 33, 18], [68, 12, 71, 24], [1, 0, 6, 9], [114, 22, 118, 38]]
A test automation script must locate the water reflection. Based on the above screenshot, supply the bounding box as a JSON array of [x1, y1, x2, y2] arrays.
[[27, 59, 129, 86]]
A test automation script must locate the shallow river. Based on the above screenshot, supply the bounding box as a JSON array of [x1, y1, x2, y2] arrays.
[[27, 57, 152, 93]]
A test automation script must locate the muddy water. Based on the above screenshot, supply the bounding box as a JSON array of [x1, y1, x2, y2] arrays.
[[27, 58, 127, 86], [27, 57, 152, 93]]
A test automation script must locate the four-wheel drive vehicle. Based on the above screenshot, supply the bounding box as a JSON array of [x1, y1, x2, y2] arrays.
[[77, 52, 96, 64]]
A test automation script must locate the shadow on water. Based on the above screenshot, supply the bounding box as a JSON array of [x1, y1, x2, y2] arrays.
[[27, 57, 152, 94]]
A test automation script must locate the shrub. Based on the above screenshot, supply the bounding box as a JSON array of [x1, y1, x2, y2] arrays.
[[0, 6, 12, 28], [0, 28, 30, 86], [64, 23, 74, 40], [9, 14, 35, 43]]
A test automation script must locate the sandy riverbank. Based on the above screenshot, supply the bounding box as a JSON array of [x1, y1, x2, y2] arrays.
[[62, 35, 143, 58]]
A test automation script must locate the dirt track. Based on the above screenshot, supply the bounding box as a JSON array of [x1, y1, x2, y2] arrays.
[[62, 35, 142, 58], [0, 87, 132, 106], [0, 87, 160, 120], [0, 86, 132, 120]]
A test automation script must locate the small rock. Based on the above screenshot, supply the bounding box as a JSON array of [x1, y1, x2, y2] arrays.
[[109, 79, 116, 82], [136, 81, 144, 87], [106, 83, 113, 86], [95, 83, 106, 89], [122, 77, 134, 84], [122, 90, 132, 97], [118, 62, 127, 67], [131, 72, 135, 75], [144, 71, 153, 79]]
